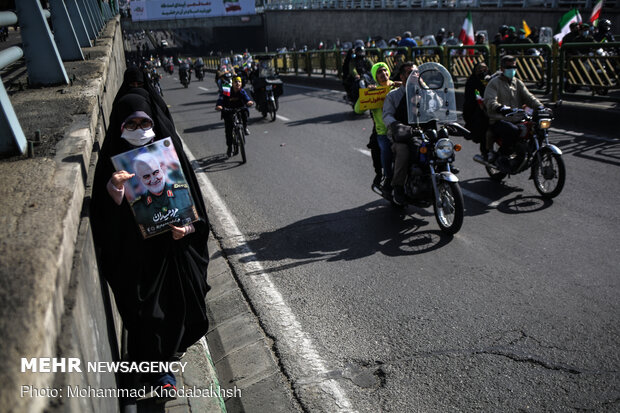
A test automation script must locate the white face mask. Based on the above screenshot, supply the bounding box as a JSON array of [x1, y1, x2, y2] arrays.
[[121, 127, 155, 146]]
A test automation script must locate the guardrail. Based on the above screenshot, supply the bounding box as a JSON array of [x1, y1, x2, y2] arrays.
[[0, 0, 118, 157], [263, 0, 615, 10], [199, 42, 620, 103]]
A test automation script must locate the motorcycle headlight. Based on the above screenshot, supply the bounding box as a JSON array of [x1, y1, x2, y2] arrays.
[[435, 138, 454, 160], [538, 119, 551, 129]]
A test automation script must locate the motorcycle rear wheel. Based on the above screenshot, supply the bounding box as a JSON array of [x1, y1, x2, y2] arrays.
[[532, 148, 565, 198], [433, 181, 464, 235]]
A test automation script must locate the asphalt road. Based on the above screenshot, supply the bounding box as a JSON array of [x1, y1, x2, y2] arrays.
[[159, 73, 619, 412]]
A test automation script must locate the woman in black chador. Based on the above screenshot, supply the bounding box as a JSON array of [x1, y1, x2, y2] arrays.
[[91, 88, 210, 393]]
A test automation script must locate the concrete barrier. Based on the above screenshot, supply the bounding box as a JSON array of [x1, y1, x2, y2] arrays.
[[0, 16, 126, 413]]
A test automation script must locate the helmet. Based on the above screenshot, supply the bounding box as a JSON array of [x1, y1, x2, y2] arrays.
[[599, 19, 611, 30], [222, 72, 232, 81], [354, 46, 365, 57]]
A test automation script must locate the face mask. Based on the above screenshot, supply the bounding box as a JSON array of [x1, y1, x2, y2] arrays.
[[121, 127, 155, 146], [503, 68, 517, 80], [477, 71, 488, 79]]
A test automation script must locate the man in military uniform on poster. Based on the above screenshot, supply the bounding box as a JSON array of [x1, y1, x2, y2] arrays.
[[130, 152, 196, 236]]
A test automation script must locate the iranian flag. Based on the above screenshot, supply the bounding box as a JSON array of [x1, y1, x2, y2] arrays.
[[222, 85, 231, 97], [458, 11, 475, 46], [553, 8, 582, 46], [590, 0, 603, 26]]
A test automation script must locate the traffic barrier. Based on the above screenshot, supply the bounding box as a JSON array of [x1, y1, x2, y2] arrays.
[[0, 0, 118, 156]]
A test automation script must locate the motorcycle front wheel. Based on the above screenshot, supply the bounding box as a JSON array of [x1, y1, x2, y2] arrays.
[[433, 181, 464, 235], [532, 148, 565, 198], [268, 101, 276, 122]]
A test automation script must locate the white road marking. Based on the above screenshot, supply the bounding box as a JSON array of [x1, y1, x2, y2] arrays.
[[355, 148, 371, 157], [276, 114, 290, 122], [356, 147, 499, 207], [181, 144, 355, 412], [198, 86, 209, 92], [460, 188, 500, 208]]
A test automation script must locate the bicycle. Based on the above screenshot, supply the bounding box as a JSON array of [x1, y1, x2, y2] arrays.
[[222, 107, 247, 164]]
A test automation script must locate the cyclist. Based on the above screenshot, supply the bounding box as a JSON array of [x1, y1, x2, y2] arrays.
[[215, 76, 254, 158]]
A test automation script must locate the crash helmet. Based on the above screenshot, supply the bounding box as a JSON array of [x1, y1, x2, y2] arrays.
[[354, 46, 366, 57], [222, 71, 233, 82], [599, 19, 612, 31]]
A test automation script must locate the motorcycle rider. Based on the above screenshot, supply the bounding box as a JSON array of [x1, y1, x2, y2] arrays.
[[215, 76, 254, 158], [194, 57, 205, 80], [348, 46, 374, 103], [354, 62, 399, 190], [594, 19, 615, 43], [483, 55, 544, 162], [382, 62, 424, 206], [179, 59, 191, 86]]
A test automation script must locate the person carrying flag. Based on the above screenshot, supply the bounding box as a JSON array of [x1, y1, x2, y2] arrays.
[[215, 76, 254, 157]]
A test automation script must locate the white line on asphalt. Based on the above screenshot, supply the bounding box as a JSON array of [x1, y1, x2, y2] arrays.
[[285, 83, 342, 94], [460, 188, 501, 208], [198, 86, 209, 92], [356, 147, 500, 207], [181, 145, 355, 412], [276, 114, 290, 122]]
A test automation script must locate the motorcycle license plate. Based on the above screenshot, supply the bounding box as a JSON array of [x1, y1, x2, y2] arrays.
[[266, 85, 273, 90]]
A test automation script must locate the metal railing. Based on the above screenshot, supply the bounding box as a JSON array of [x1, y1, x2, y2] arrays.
[[205, 42, 620, 102], [262, 0, 613, 10], [0, 0, 118, 157]]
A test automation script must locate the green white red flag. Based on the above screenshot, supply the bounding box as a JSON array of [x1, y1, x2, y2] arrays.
[[554, 8, 582, 45], [590, 0, 603, 26], [458, 11, 475, 46]]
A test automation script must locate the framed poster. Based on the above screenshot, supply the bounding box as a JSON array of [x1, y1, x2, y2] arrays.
[[111, 137, 198, 238]]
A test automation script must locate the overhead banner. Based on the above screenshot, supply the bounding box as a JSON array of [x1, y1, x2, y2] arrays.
[[130, 0, 255, 21]]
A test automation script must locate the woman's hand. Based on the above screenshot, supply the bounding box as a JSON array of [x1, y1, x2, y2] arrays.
[[170, 224, 194, 240], [111, 170, 135, 189]]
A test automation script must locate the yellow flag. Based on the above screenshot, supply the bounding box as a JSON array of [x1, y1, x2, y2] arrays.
[[522, 20, 532, 38]]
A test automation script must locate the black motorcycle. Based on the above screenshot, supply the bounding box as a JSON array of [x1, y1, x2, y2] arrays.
[[251, 55, 283, 121], [374, 62, 468, 235], [473, 107, 565, 198], [180, 68, 190, 88]]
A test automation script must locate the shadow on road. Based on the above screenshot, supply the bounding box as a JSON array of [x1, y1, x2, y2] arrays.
[[553, 134, 620, 167], [224, 200, 455, 275], [193, 154, 245, 173]]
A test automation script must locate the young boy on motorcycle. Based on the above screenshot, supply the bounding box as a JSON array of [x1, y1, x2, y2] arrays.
[[354, 62, 400, 192], [483, 55, 544, 162], [215, 76, 254, 157]]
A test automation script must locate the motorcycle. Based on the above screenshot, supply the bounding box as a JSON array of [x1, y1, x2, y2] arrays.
[[179, 67, 190, 88], [251, 55, 283, 121], [374, 62, 468, 235], [473, 107, 565, 198], [195, 65, 204, 81]]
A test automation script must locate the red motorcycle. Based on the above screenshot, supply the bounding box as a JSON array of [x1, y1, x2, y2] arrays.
[[473, 107, 565, 198]]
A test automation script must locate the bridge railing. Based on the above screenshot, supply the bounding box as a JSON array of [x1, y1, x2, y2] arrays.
[[559, 42, 620, 98], [207, 42, 620, 102], [263, 0, 612, 9], [1, 0, 118, 157]]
